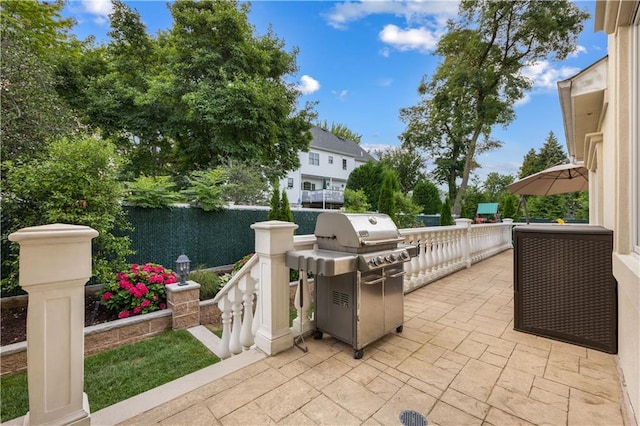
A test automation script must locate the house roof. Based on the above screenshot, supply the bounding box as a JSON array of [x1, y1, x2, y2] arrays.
[[309, 127, 375, 162]]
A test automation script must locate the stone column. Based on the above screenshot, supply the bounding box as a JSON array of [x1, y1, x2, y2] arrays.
[[166, 281, 201, 330], [250, 220, 298, 356], [455, 218, 473, 268], [9, 224, 97, 426]]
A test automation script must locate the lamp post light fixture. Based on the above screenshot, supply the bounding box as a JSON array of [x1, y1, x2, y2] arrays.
[[175, 254, 191, 286]]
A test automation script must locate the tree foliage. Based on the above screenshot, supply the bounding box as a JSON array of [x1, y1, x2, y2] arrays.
[[182, 169, 228, 211], [376, 146, 426, 194], [219, 160, 272, 205], [316, 120, 362, 144], [440, 198, 454, 226], [346, 161, 386, 208], [377, 171, 397, 221], [400, 1, 588, 216], [0, 0, 81, 161], [343, 189, 371, 213], [125, 176, 183, 208], [1, 136, 133, 292], [268, 185, 282, 220], [412, 180, 442, 214], [56, 0, 316, 177]]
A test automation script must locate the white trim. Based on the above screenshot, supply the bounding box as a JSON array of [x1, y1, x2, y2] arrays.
[[633, 19, 640, 254]]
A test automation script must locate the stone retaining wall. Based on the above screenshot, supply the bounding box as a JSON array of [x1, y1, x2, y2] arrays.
[[0, 301, 223, 377]]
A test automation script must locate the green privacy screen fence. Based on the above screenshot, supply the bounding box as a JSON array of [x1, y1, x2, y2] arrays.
[[124, 206, 440, 269]]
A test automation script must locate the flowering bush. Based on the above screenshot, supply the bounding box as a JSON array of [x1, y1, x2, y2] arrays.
[[98, 263, 177, 319]]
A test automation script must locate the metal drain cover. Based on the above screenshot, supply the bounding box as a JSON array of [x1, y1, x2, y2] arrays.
[[399, 410, 428, 426]]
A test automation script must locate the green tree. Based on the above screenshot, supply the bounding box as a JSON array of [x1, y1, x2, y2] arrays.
[[183, 169, 228, 211], [1, 0, 80, 161], [316, 120, 362, 144], [538, 131, 567, 169], [343, 189, 371, 213], [483, 173, 515, 200], [412, 180, 442, 214], [394, 192, 423, 228], [376, 146, 426, 194], [377, 171, 397, 221], [440, 198, 454, 226], [499, 193, 518, 219], [1, 136, 133, 292], [268, 185, 282, 220], [125, 176, 182, 208], [346, 161, 386, 208], [519, 148, 541, 179], [280, 192, 294, 223], [400, 1, 588, 216], [460, 180, 488, 219], [219, 160, 272, 205]]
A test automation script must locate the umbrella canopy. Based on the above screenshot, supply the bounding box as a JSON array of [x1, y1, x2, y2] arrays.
[[507, 163, 589, 196]]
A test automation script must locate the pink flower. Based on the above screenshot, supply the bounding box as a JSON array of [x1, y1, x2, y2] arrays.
[[133, 306, 142, 314], [136, 283, 149, 294], [119, 279, 131, 289], [148, 274, 163, 284], [118, 310, 130, 319], [130, 264, 139, 272], [159, 303, 167, 310], [154, 266, 164, 273], [164, 275, 177, 284], [102, 292, 113, 301], [141, 299, 151, 307], [142, 264, 153, 273]]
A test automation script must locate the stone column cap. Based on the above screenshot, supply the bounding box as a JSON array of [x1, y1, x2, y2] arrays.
[[251, 220, 299, 231], [9, 223, 99, 243]]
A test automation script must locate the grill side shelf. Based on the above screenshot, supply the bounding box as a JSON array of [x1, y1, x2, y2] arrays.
[[285, 249, 358, 276]]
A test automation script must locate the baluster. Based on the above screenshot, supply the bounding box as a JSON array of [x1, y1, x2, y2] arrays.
[[239, 274, 256, 350], [252, 280, 261, 336], [217, 296, 232, 359], [444, 230, 452, 269], [229, 286, 243, 355], [292, 271, 311, 334], [427, 236, 436, 277], [402, 234, 415, 289], [418, 237, 428, 284], [434, 232, 442, 272]]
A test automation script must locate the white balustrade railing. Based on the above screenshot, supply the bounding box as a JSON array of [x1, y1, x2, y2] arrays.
[[400, 220, 513, 292], [207, 220, 512, 358], [210, 254, 260, 359]]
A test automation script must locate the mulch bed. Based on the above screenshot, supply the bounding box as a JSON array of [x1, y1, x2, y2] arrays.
[[1, 294, 118, 346]]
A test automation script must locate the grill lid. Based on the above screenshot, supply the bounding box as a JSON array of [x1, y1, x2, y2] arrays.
[[314, 213, 402, 251]]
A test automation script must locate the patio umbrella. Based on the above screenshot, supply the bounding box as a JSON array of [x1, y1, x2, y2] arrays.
[[507, 162, 589, 224], [507, 162, 589, 196]]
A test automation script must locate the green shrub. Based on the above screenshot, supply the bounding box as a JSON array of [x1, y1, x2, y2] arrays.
[[187, 269, 223, 300], [1, 136, 133, 293], [183, 168, 228, 211], [440, 198, 454, 226], [344, 188, 370, 213], [124, 176, 182, 208]]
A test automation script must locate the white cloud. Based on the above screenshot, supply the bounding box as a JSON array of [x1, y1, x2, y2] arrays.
[[379, 47, 391, 57], [377, 78, 393, 87], [521, 61, 580, 91], [296, 75, 320, 95], [568, 45, 587, 58], [332, 89, 348, 101], [325, 1, 458, 30], [82, 0, 113, 20], [379, 24, 440, 52]]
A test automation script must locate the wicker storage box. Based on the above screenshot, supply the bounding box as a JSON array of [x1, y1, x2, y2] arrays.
[[514, 225, 617, 353]]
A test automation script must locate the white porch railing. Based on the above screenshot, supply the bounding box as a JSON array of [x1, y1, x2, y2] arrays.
[[209, 220, 513, 359]]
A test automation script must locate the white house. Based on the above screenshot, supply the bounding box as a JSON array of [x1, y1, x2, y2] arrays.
[[558, 0, 639, 421], [279, 126, 375, 208]]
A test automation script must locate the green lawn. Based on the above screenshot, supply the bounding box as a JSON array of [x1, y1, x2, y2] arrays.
[[0, 330, 219, 422]]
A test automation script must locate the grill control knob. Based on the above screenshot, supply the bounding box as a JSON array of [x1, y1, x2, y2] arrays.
[[389, 253, 397, 262], [400, 251, 410, 260], [375, 256, 384, 265]]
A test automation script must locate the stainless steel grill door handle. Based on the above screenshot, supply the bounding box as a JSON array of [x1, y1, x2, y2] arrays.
[[361, 275, 384, 285], [386, 270, 406, 278]]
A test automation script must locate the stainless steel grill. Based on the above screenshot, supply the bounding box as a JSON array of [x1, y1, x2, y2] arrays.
[[286, 212, 416, 359]]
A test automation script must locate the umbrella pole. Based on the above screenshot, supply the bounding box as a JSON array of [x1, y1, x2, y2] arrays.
[[522, 195, 530, 224]]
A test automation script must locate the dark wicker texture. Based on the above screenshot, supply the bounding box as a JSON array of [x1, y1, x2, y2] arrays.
[[514, 226, 617, 353]]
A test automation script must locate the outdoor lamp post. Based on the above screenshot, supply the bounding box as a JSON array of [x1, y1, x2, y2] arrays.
[[175, 254, 191, 286]]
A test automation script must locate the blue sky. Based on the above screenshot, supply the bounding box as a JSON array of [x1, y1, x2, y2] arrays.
[[63, 0, 607, 182]]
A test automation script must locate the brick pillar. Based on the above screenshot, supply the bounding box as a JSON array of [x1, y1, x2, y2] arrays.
[[166, 281, 201, 329], [9, 224, 97, 426]]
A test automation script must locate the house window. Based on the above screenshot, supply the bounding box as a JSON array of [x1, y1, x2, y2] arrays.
[[309, 152, 319, 166], [287, 178, 294, 188], [342, 159, 347, 170], [302, 181, 316, 191], [328, 156, 333, 164]]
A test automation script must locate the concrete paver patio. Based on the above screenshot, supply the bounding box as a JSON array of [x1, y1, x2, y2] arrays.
[[112, 250, 635, 426]]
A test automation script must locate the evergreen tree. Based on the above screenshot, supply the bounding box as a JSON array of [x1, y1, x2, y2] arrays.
[[268, 185, 281, 220], [412, 180, 442, 214], [377, 171, 397, 221], [440, 198, 454, 226], [280, 191, 294, 223]]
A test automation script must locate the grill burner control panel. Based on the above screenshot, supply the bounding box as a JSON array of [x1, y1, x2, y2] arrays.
[[359, 247, 412, 271]]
